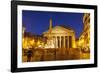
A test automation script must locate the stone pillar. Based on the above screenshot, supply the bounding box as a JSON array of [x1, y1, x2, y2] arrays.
[[60, 36, 61, 48], [72, 36, 76, 48], [54, 36, 56, 48], [53, 36, 55, 48], [64, 36, 65, 48], [53, 36, 55, 47], [56, 36, 58, 48], [67, 36, 69, 48]]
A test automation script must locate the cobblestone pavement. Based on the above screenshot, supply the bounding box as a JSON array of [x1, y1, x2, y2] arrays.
[[22, 48, 90, 62]]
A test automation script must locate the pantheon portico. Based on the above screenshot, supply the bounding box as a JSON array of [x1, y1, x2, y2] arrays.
[[43, 19, 76, 48]]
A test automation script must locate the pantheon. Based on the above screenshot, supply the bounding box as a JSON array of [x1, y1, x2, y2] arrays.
[[43, 19, 76, 49]]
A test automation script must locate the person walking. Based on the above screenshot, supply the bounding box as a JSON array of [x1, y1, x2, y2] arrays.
[[27, 49, 33, 62]]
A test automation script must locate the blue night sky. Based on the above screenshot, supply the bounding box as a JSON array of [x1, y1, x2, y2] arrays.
[[22, 10, 84, 38]]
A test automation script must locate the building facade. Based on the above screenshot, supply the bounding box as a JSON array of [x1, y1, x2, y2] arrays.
[[78, 13, 90, 49], [43, 19, 76, 48], [22, 26, 47, 49]]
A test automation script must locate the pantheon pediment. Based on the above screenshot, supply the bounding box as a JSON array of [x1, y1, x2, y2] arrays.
[[43, 26, 74, 34]]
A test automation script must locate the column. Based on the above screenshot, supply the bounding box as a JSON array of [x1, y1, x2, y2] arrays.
[[67, 36, 69, 48], [54, 36, 56, 48], [64, 36, 65, 48], [61, 36, 64, 48], [60, 36, 61, 48], [72, 36, 75, 48], [57, 36, 59, 48], [53, 36, 55, 48], [56, 36, 58, 48], [65, 36, 67, 48]]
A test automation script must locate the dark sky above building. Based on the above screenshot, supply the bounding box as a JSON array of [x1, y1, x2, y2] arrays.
[[22, 10, 84, 38]]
